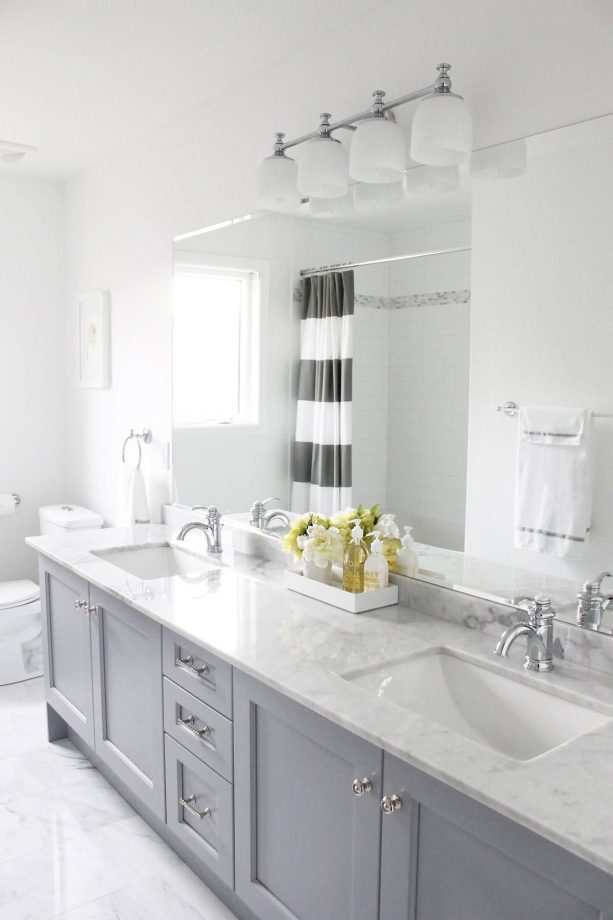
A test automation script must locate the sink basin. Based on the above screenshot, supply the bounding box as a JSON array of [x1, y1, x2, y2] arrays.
[[92, 543, 214, 580], [344, 647, 610, 761]]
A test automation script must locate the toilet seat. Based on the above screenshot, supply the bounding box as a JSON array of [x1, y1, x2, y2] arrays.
[[0, 580, 39, 610]]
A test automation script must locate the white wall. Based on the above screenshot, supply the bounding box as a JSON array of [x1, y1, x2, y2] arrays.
[[0, 174, 67, 579], [62, 0, 613, 527], [466, 116, 613, 581]]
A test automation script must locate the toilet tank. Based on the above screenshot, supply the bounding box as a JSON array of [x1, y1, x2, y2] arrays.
[[39, 504, 103, 535]]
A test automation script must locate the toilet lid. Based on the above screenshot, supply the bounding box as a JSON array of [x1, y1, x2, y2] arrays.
[[0, 580, 39, 610]]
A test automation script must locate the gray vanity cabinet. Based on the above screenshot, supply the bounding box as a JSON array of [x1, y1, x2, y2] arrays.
[[234, 670, 383, 920], [90, 587, 165, 820], [379, 753, 613, 920], [39, 559, 95, 747]]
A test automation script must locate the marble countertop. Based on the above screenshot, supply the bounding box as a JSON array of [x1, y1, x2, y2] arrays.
[[27, 524, 613, 877]]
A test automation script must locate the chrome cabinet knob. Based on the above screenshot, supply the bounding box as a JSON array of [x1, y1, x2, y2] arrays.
[[352, 777, 373, 796], [74, 599, 93, 614], [381, 793, 403, 814]]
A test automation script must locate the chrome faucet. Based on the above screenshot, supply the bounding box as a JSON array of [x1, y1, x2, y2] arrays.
[[576, 571, 613, 630], [494, 595, 556, 672], [250, 497, 291, 531], [176, 506, 223, 554]]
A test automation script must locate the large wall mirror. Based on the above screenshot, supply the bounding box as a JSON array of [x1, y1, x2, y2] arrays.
[[172, 112, 613, 635]]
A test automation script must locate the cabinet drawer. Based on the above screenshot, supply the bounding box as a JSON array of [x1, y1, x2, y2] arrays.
[[165, 733, 234, 888], [163, 629, 232, 717], [163, 678, 233, 782]]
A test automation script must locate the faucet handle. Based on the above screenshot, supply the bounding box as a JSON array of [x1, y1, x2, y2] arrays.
[[514, 595, 555, 625], [251, 497, 279, 512], [582, 571, 613, 594]]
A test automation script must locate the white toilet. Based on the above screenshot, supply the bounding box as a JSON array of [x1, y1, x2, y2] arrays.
[[0, 504, 102, 686]]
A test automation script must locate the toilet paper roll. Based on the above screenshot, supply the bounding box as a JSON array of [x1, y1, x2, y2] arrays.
[[0, 493, 16, 518]]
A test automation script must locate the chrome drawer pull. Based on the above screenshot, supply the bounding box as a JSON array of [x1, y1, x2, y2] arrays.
[[176, 655, 209, 678], [180, 794, 211, 821], [177, 715, 211, 739]]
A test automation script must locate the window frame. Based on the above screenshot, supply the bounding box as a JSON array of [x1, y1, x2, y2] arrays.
[[172, 252, 269, 432]]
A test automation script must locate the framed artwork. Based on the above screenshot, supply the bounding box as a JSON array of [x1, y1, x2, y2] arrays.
[[78, 290, 110, 388]]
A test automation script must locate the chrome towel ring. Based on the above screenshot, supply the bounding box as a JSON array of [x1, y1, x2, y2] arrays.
[[122, 428, 152, 469]]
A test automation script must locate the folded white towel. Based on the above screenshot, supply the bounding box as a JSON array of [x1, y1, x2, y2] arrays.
[[0, 493, 15, 519], [117, 466, 150, 527], [515, 406, 592, 557]]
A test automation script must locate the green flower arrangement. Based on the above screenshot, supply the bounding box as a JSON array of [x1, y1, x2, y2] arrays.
[[282, 504, 382, 561]]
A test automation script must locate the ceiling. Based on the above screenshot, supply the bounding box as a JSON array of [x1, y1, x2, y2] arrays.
[[0, 0, 382, 179]]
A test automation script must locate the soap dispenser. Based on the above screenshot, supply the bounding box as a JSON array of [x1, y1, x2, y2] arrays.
[[377, 514, 402, 572], [343, 520, 368, 594], [364, 531, 389, 591], [396, 526, 419, 577]]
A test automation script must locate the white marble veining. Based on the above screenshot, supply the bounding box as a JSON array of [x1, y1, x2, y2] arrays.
[[0, 679, 237, 920], [27, 525, 613, 878]]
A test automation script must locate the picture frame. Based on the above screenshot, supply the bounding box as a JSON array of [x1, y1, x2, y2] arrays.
[[78, 290, 110, 388]]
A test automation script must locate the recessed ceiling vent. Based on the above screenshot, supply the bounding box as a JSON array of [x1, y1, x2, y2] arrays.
[[0, 139, 37, 165]]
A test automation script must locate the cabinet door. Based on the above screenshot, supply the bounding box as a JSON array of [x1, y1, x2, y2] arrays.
[[234, 670, 382, 920], [90, 587, 165, 820], [40, 560, 95, 747], [380, 753, 613, 920]]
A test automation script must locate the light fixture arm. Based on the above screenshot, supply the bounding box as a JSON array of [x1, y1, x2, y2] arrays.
[[274, 65, 452, 153]]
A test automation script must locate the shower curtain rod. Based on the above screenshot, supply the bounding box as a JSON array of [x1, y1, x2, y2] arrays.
[[299, 245, 471, 277]]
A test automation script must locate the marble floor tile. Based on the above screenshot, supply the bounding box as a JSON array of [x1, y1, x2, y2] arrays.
[[0, 769, 135, 862], [55, 863, 238, 920], [0, 679, 239, 920]]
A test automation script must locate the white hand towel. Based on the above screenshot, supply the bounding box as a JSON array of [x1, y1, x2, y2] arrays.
[[117, 467, 150, 526], [515, 406, 592, 557], [0, 493, 15, 519]]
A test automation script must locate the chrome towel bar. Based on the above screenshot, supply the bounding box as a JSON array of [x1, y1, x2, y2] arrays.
[[497, 401, 613, 420]]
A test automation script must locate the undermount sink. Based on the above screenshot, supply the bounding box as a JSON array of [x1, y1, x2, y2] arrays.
[[92, 543, 214, 580], [344, 647, 610, 761]]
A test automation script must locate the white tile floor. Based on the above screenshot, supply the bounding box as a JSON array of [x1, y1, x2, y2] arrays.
[[0, 678, 239, 920]]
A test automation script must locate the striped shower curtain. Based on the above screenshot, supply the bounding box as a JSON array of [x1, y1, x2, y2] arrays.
[[291, 270, 353, 515]]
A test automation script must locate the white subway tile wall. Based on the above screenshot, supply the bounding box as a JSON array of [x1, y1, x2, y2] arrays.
[[352, 220, 471, 550]]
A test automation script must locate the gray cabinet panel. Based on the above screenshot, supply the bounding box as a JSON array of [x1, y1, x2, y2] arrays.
[[90, 587, 165, 820], [164, 677, 233, 782], [380, 752, 613, 920], [40, 560, 95, 747], [165, 733, 234, 888], [163, 629, 232, 717], [234, 670, 382, 920]]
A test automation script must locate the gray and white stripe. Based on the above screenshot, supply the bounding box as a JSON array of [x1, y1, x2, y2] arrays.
[[291, 271, 354, 515]]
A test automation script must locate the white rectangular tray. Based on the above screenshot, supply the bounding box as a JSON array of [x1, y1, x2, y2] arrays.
[[284, 570, 399, 613]]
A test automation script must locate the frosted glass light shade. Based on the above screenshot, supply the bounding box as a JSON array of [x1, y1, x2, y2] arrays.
[[297, 136, 349, 198], [353, 180, 403, 212], [410, 93, 472, 166], [309, 192, 354, 218], [405, 164, 459, 195], [257, 154, 300, 210], [349, 117, 406, 183]]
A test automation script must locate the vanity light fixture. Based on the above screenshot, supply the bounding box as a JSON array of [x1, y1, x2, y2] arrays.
[[297, 113, 350, 199], [257, 62, 472, 209], [256, 132, 300, 211], [410, 64, 472, 166], [405, 164, 460, 195], [349, 92, 405, 183]]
